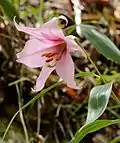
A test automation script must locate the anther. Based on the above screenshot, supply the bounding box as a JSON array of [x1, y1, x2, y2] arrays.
[[56, 56, 61, 61], [46, 52, 57, 57], [46, 58, 53, 62], [41, 53, 49, 57]]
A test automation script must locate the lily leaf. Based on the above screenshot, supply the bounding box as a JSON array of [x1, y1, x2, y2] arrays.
[[71, 119, 120, 143], [86, 82, 113, 124], [80, 24, 120, 64], [70, 82, 113, 143]]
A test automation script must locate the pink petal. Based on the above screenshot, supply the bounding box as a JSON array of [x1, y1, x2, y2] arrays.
[[14, 17, 43, 39], [56, 52, 79, 89], [16, 39, 47, 68], [17, 38, 58, 57], [16, 38, 67, 68], [17, 54, 45, 68], [14, 16, 67, 42], [65, 36, 86, 57], [33, 65, 55, 92], [16, 38, 61, 68], [40, 15, 68, 40]]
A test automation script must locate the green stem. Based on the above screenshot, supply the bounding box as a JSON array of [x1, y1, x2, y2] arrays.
[[81, 46, 120, 104]]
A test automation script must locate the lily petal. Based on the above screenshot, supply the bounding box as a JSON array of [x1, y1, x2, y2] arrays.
[[14, 16, 67, 41], [14, 17, 42, 39], [17, 38, 59, 57], [65, 36, 86, 57], [56, 52, 79, 89], [16, 39, 48, 68], [33, 65, 55, 92], [40, 15, 68, 39], [17, 54, 45, 68]]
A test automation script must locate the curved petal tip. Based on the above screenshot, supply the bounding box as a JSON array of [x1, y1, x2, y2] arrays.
[[58, 15, 68, 26]]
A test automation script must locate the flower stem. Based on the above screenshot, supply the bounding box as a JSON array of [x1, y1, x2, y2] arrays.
[[81, 46, 120, 104]]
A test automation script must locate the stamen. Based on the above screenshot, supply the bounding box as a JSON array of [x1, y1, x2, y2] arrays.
[[46, 52, 57, 57], [46, 58, 53, 62], [41, 53, 49, 57], [41, 52, 57, 58], [56, 56, 61, 61], [56, 48, 66, 61], [42, 41, 67, 67]]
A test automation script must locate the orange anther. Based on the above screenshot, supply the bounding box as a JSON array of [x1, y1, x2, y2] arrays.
[[41, 53, 49, 57], [56, 56, 61, 61], [46, 52, 57, 57]]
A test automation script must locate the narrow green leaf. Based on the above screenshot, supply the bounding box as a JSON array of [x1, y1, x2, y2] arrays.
[[0, 0, 20, 20], [2, 81, 61, 141], [80, 24, 120, 64], [71, 119, 120, 143], [86, 82, 113, 124], [75, 71, 99, 78]]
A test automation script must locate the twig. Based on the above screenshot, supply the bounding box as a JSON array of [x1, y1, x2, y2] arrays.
[[54, 129, 60, 143], [2, 81, 61, 141], [37, 99, 41, 134], [15, 84, 29, 143]]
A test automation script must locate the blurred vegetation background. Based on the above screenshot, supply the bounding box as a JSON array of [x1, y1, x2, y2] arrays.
[[1, 0, 120, 143]]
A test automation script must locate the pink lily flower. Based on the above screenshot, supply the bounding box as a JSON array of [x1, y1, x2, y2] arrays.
[[14, 16, 86, 92]]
